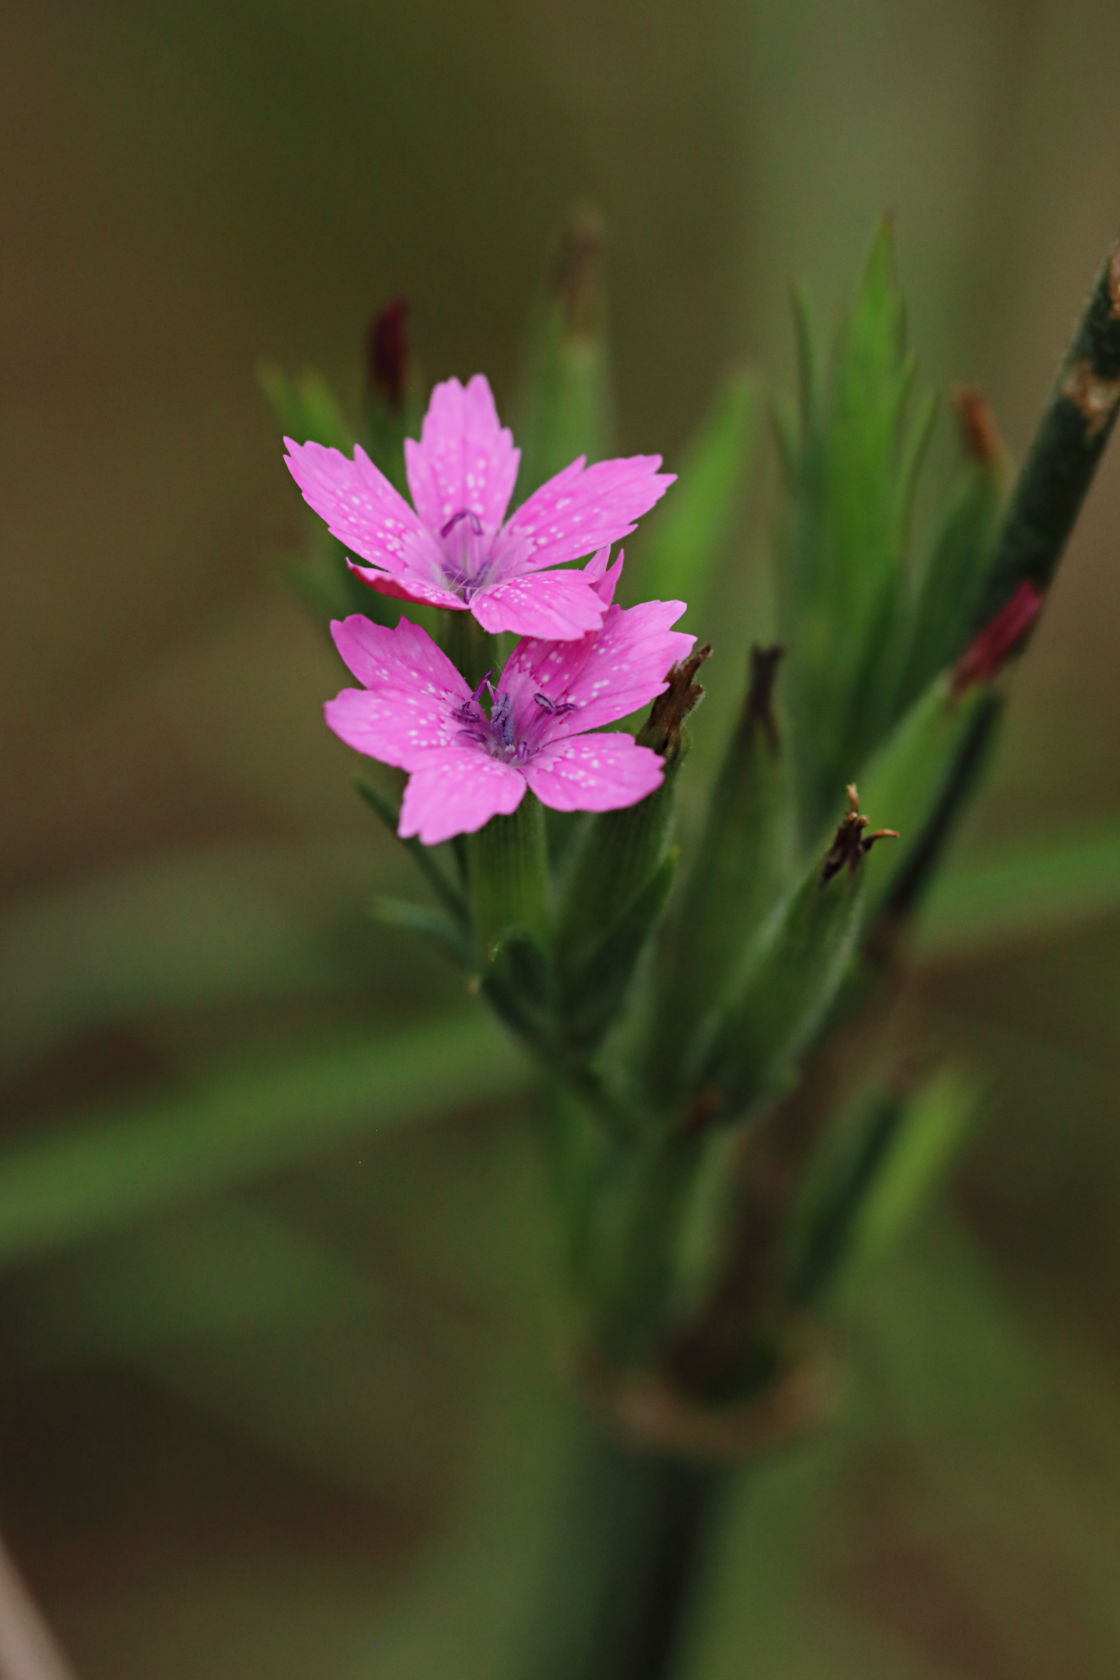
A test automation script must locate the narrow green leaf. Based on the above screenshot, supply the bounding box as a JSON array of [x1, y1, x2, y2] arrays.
[[637, 371, 762, 625], [370, 896, 477, 968], [834, 1070, 979, 1291], [256, 361, 354, 450], [917, 820, 1120, 958], [563, 848, 678, 1054], [779, 220, 934, 835], [557, 653, 709, 996], [689, 833, 867, 1120], [897, 395, 1006, 710], [557, 766, 680, 991], [0, 1013, 528, 1268], [786, 1068, 979, 1307], [648, 646, 795, 1093], [353, 773, 468, 922], [854, 674, 998, 928]]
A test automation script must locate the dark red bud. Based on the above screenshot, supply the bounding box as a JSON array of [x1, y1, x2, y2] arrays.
[[952, 581, 1044, 696], [366, 296, 410, 413]]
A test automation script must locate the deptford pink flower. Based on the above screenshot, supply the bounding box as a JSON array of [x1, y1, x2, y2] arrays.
[[324, 550, 695, 844], [285, 374, 674, 641]]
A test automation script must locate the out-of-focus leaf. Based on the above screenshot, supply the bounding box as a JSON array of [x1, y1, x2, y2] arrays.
[[898, 442, 1004, 711], [515, 207, 614, 494], [0, 843, 374, 1077], [370, 897, 476, 968], [354, 773, 467, 921], [838, 1069, 978, 1284], [787, 1067, 978, 1307], [0, 1012, 528, 1268], [636, 370, 761, 625], [917, 820, 1120, 958], [854, 675, 999, 928], [256, 361, 354, 451], [779, 222, 935, 835], [8, 1205, 374, 1370]]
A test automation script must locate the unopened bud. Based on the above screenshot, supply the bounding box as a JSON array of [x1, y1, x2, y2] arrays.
[[952, 580, 1043, 696], [365, 296, 410, 413]]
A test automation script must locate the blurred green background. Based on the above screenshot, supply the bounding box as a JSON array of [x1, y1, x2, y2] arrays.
[[3, 0, 1120, 1674]]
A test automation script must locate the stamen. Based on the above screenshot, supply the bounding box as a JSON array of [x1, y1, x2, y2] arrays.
[[533, 691, 578, 717], [491, 690, 515, 747], [440, 508, 484, 541], [449, 679, 524, 761]]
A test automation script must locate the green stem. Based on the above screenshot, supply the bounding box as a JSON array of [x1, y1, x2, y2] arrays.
[[528, 1418, 724, 1680], [469, 793, 551, 955], [445, 608, 494, 690], [971, 240, 1120, 630]]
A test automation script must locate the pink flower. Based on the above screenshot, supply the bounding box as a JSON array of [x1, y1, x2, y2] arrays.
[[285, 374, 674, 641], [324, 551, 695, 844]]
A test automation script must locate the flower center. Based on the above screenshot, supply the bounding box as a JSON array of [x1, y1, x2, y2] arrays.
[[452, 680, 577, 764], [438, 508, 491, 600]]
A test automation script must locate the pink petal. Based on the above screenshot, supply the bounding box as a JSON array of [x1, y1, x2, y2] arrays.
[[348, 560, 465, 612], [285, 438, 446, 585], [501, 599, 694, 740], [326, 685, 464, 771], [470, 570, 607, 640], [330, 614, 469, 699], [583, 545, 625, 604], [325, 617, 472, 771], [398, 749, 526, 845], [404, 374, 520, 535], [523, 734, 664, 813], [494, 455, 675, 573]]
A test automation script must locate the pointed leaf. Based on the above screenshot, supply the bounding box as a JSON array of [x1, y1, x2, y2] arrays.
[[637, 371, 761, 625]]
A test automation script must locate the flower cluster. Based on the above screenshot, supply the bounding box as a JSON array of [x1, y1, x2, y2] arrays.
[[287, 375, 687, 842]]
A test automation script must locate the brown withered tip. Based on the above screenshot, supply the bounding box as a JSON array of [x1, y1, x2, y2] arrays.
[[820, 783, 899, 884], [746, 643, 786, 753], [366, 296, 410, 412], [638, 644, 713, 756], [1060, 357, 1120, 441], [1108, 243, 1120, 319], [952, 579, 1044, 696], [952, 384, 1004, 468], [554, 206, 605, 336]]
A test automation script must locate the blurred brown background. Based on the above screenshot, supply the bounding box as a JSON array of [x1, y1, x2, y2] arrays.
[[2, 1, 1119, 1675]]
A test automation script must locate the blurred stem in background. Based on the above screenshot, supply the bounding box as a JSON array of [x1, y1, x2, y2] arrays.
[[0, 1536, 81, 1680]]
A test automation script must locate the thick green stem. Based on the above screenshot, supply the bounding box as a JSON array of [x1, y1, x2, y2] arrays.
[[528, 1419, 724, 1680], [971, 240, 1120, 629], [469, 793, 551, 956]]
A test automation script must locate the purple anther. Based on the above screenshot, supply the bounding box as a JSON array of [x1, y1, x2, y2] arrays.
[[533, 691, 578, 717], [440, 508, 484, 541]]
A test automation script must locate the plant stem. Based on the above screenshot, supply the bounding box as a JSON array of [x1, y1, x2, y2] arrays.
[[971, 240, 1120, 630], [469, 794, 551, 955], [528, 1419, 723, 1680], [0, 1535, 80, 1680]]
